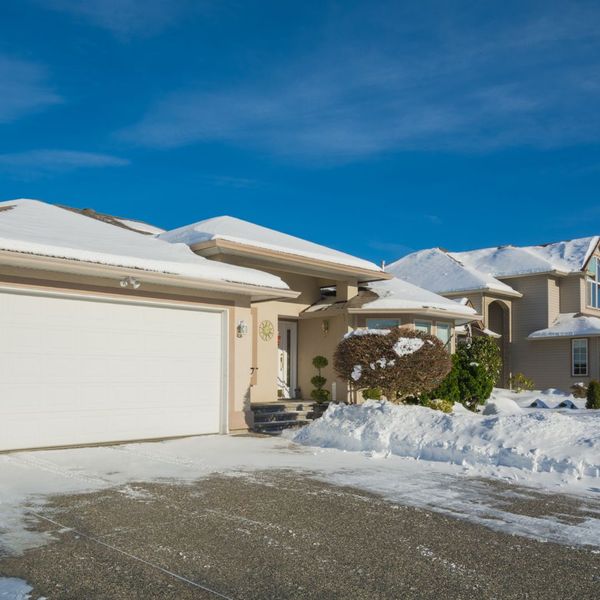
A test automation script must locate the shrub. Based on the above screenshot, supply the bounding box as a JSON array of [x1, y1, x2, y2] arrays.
[[420, 398, 454, 413], [362, 387, 383, 401], [421, 336, 502, 411], [509, 372, 535, 393], [571, 382, 588, 399], [586, 380, 600, 409], [334, 327, 452, 402], [310, 355, 330, 404]]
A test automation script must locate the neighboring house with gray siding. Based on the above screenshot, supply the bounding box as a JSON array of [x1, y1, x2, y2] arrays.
[[388, 237, 600, 392]]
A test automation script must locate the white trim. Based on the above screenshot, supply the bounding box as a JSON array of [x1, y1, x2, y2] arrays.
[[0, 282, 227, 313], [277, 320, 298, 399], [219, 310, 229, 434], [571, 338, 589, 377]]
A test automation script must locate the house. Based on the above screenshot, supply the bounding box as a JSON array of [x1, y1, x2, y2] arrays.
[[388, 237, 600, 391], [0, 200, 475, 451], [158, 216, 477, 408]]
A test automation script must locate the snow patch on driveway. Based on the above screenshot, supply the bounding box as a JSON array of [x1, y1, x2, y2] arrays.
[[0, 577, 33, 599]]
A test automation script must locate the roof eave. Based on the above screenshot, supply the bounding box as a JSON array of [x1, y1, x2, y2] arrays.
[[0, 249, 300, 301], [347, 306, 481, 322], [442, 287, 523, 299], [190, 238, 390, 283]]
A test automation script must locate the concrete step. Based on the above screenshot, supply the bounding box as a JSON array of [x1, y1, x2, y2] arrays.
[[253, 420, 311, 434], [254, 410, 323, 424]]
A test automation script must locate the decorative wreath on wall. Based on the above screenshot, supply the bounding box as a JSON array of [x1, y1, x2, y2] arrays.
[[259, 320, 275, 341]]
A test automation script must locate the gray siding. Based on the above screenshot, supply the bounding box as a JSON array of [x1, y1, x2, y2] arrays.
[[560, 275, 583, 313]]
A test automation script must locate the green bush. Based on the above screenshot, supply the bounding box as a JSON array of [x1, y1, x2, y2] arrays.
[[310, 355, 330, 404], [421, 337, 502, 411], [421, 398, 454, 413], [362, 387, 383, 401], [509, 372, 535, 393], [586, 380, 600, 409]]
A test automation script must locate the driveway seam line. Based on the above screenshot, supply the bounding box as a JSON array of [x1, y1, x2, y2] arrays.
[[27, 510, 236, 600]]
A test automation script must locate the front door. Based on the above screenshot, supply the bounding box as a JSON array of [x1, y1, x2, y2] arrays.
[[277, 320, 298, 398]]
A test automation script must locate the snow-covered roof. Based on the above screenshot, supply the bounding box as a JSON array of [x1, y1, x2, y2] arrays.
[[0, 200, 288, 291], [387, 248, 518, 295], [304, 276, 477, 321], [159, 215, 383, 273], [115, 218, 165, 235], [388, 236, 600, 296], [528, 313, 600, 339], [454, 236, 600, 278], [361, 277, 477, 317]]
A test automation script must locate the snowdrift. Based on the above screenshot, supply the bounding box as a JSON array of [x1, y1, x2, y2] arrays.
[[292, 401, 600, 481]]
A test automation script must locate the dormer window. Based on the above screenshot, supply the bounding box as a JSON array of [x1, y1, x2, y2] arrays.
[[586, 257, 600, 309]]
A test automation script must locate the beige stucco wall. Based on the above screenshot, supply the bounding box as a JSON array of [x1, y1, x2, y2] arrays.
[[297, 313, 351, 402]]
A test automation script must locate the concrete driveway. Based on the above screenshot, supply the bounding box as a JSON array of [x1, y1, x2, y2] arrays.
[[1, 436, 599, 599]]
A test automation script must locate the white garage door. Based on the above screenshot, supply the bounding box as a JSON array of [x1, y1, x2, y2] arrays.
[[0, 288, 226, 451]]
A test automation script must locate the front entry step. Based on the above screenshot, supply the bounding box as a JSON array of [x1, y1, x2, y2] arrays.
[[251, 401, 329, 435]]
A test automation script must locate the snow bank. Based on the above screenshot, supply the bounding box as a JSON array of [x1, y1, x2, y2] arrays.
[[292, 401, 600, 481]]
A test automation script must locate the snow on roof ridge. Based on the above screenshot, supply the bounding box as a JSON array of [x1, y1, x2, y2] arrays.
[[0, 199, 288, 291], [160, 214, 383, 273], [452, 235, 599, 277], [387, 247, 516, 295]]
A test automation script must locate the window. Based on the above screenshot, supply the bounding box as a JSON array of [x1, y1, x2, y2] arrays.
[[436, 322, 451, 348], [572, 339, 588, 376], [587, 257, 600, 309], [414, 320, 432, 335], [366, 318, 400, 330]]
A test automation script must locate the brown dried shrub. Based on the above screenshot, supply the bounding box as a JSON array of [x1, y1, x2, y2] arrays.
[[334, 327, 452, 402]]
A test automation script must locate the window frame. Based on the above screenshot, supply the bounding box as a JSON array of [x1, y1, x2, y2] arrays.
[[366, 318, 400, 330], [414, 319, 433, 335], [586, 257, 600, 309], [571, 338, 589, 377]]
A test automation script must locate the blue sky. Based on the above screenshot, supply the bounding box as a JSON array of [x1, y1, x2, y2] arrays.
[[1, 0, 599, 263]]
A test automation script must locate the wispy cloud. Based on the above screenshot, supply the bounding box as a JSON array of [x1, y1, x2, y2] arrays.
[[0, 56, 61, 124], [119, 2, 600, 161], [0, 150, 130, 177], [35, 0, 192, 38]]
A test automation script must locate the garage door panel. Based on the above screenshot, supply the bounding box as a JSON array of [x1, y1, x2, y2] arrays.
[[0, 291, 225, 451]]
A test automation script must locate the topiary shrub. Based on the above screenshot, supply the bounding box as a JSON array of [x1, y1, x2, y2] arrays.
[[420, 336, 502, 411], [334, 327, 452, 402], [509, 372, 535, 393], [310, 355, 330, 404], [586, 380, 600, 409]]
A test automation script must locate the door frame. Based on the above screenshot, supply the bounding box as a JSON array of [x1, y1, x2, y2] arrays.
[[0, 283, 230, 437], [277, 319, 298, 399]]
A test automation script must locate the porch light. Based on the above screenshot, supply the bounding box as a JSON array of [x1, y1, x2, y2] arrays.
[[237, 320, 249, 338]]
